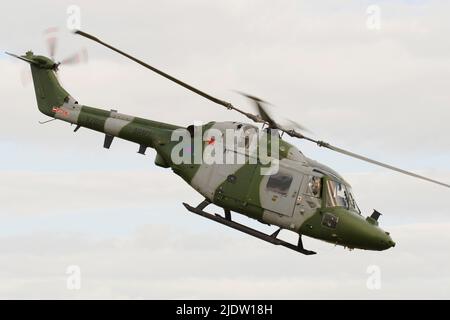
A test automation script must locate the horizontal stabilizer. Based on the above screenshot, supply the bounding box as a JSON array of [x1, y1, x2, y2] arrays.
[[5, 52, 36, 65]]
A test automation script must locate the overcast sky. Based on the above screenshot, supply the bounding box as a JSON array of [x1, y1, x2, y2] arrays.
[[1, 0, 450, 299]]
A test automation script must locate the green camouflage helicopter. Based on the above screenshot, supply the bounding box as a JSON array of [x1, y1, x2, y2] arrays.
[[7, 30, 449, 255]]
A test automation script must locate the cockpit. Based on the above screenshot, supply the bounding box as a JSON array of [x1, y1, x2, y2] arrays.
[[324, 179, 360, 213]]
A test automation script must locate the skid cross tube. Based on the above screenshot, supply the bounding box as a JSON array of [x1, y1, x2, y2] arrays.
[[182, 202, 316, 255]]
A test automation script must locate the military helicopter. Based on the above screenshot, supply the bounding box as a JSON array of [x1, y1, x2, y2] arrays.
[[7, 30, 449, 255]]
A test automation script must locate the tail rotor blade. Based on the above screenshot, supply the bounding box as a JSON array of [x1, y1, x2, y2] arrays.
[[46, 37, 57, 60], [44, 27, 59, 60], [60, 48, 88, 65]]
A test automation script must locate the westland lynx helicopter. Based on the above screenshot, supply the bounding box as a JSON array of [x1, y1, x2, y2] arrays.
[[7, 30, 449, 255]]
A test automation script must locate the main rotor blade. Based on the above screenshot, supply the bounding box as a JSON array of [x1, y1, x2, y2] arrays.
[[235, 91, 268, 104], [293, 132, 450, 188], [236, 91, 312, 134], [74, 30, 261, 123], [73, 31, 448, 189], [283, 119, 312, 134], [255, 101, 276, 127], [235, 91, 274, 126]]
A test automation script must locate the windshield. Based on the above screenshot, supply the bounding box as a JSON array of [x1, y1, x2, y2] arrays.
[[325, 179, 361, 213]]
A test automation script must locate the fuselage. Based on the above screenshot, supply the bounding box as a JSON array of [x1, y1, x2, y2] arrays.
[[27, 52, 395, 252]]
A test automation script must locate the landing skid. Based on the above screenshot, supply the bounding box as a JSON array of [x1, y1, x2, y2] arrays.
[[182, 200, 316, 255]]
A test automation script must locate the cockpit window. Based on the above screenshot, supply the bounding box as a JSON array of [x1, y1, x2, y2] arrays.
[[345, 187, 360, 213], [266, 172, 293, 196], [336, 183, 348, 207], [325, 179, 360, 213]]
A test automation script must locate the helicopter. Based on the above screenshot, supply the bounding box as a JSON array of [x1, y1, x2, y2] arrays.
[[7, 30, 449, 255]]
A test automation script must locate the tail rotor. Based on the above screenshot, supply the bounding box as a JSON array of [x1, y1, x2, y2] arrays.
[[43, 27, 88, 72], [12, 27, 89, 87]]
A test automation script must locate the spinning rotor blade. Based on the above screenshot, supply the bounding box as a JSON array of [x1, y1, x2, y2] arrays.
[[44, 27, 59, 60], [322, 143, 450, 188], [286, 130, 450, 188], [47, 37, 57, 60], [236, 90, 447, 188], [284, 119, 312, 134], [235, 91, 275, 127], [60, 48, 88, 65], [74, 30, 262, 123], [237, 91, 312, 134]]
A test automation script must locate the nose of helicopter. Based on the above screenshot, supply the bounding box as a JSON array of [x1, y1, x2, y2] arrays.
[[378, 232, 396, 250], [342, 213, 396, 251], [365, 225, 396, 251], [361, 215, 395, 251]]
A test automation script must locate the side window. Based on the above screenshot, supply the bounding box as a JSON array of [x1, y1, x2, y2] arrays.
[[322, 213, 339, 229], [266, 172, 293, 196], [306, 176, 322, 198]]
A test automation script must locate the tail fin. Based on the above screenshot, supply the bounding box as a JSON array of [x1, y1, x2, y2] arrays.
[[8, 51, 71, 117], [30, 63, 71, 116]]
